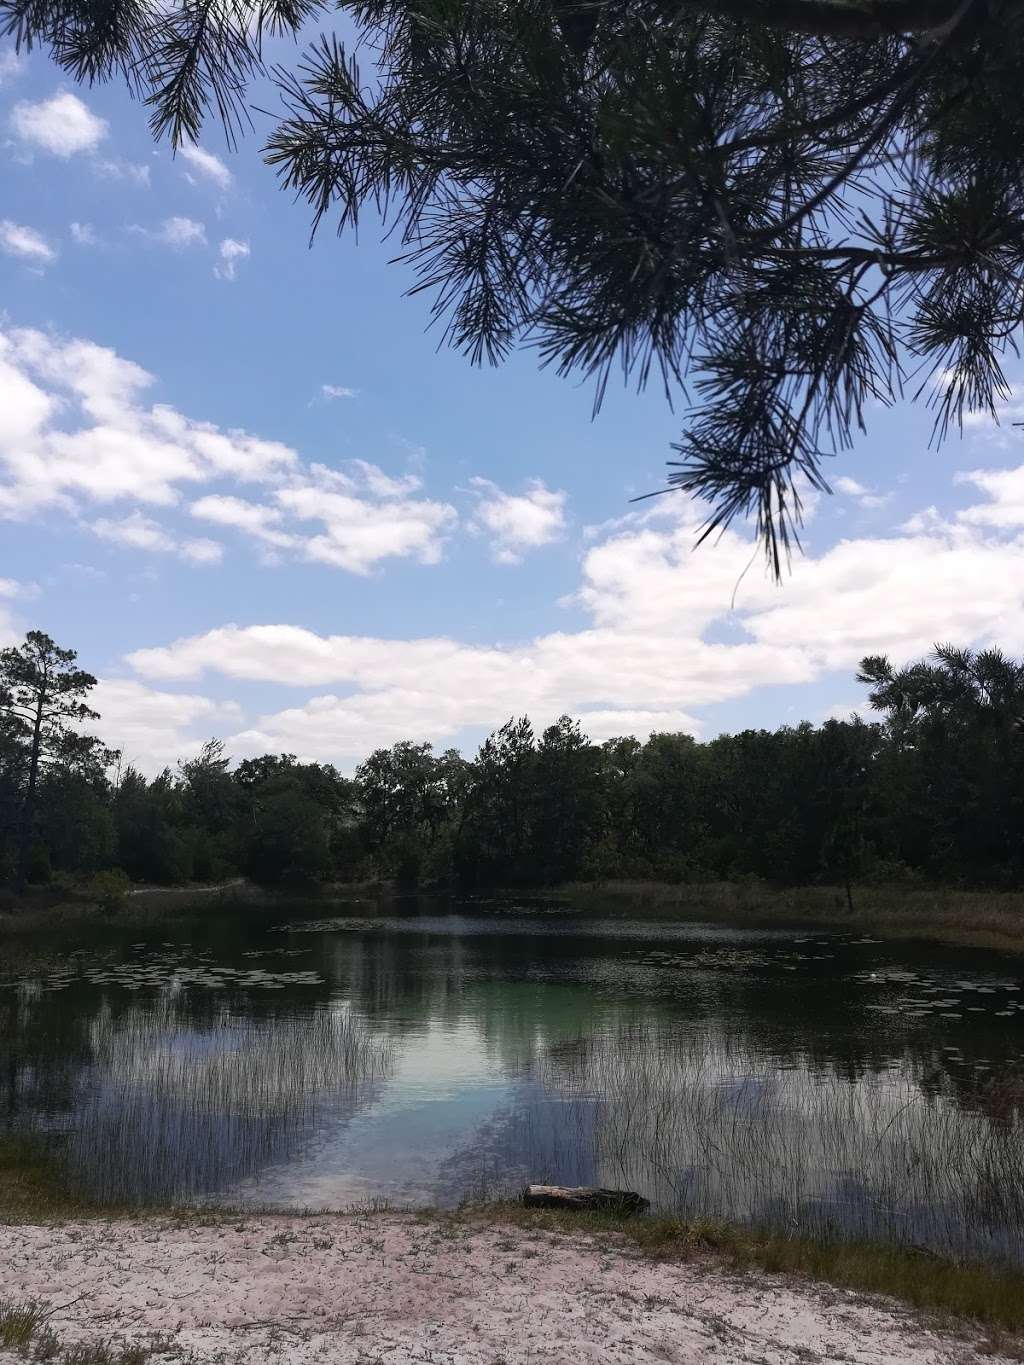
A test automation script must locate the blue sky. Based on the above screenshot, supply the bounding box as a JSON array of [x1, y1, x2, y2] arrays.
[[1, 38, 1023, 773]]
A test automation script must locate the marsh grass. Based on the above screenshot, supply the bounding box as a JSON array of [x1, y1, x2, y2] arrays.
[[561, 880, 1024, 952], [61, 1005, 394, 1205], [529, 1028, 1024, 1267]]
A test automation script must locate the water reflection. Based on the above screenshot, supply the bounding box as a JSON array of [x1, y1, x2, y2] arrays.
[[2, 897, 1023, 1262]]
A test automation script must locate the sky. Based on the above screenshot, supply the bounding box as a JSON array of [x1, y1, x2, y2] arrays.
[[1, 35, 1023, 775]]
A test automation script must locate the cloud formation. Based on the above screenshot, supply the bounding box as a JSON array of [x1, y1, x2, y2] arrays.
[[128, 216, 207, 248], [89, 511, 223, 564], [93, 157, 151, 187], [0, 220, 55, 263], [214, 238, 249, 280], [90, 679, 242, 770], [0, 325, 458, 575], [124, 480, 1024, 767], [469, 477, 568, 563], [10, 91, 107, 156], [833, 475, 890, 510], [178, 143, 232, 189], [0, 326, 297, 517], [0, 49, 22, 85]]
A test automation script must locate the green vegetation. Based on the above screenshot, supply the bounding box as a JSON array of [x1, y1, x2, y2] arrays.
[[0, 1134, 103, 1224], [2, 633, 1022, 907], [14, 2, 1024, 564]]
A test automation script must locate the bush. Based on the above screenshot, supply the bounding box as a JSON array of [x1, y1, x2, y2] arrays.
[[83, 868, 131, 910]]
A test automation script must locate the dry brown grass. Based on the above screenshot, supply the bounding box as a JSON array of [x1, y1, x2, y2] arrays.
[[559, 880, 1024, 953]]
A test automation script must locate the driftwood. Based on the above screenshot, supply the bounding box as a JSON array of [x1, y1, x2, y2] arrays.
[[521, 1184, 649, 1214]]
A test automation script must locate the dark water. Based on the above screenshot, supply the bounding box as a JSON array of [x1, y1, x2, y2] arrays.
[[3, 896, 1024, 1263]]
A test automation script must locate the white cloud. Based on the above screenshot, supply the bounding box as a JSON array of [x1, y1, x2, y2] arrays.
[[0, 576, 37, 599], [833, 475, 890, 510], [0, 575, 36, 646], [126, 491, 1024, 767], [93, 158, 151, 187], [70, 221, 98, 246], [89, 512, 223, 564], [834, 476, 868, 496], [955, 465, 1024, 529], [0, 49, 23, 85], [129, 216, 207, 249], [178, 143, 232, 189], [468, 477, 568, 563], [0, 325, 458, 575], [0, 326, 297, 518], [818, 700, 874, 725], [190, 494, 295, 549], [321, 384, 359, 401], [91, 679, 241, 773], [273, 462, 456, 574], [161, 216, 206, 248], [0, 220, 55, 263], [191, 469, 456, 572], [214, 237, 249, 281], [10, 91, 107, 156]]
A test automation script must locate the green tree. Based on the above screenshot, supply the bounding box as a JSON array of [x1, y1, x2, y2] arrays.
[[0, 631, 110, 887], [235, 752, 359, 883], [859, 645, 1024, 881], [460, 717, 538, 884], [113, 767, 195, 883], [178, 739, 241, 879], [534, 716, 606, 881], [10, 0, 1024, 567]]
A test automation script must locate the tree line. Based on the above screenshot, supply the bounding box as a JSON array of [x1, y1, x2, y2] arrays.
[[1, 632, 1022, 894]]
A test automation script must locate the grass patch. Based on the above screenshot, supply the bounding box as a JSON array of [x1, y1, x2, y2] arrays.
[[559, 879, 1024, 953], [478, 1201, 1024, 1337], [0, 1296, 155, 1365], [0, 1134, 99, 1224], [0, 1301, 48, 1351]]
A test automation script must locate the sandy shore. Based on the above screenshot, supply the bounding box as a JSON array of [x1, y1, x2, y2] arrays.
[[0, 1214, 1008, 1364]]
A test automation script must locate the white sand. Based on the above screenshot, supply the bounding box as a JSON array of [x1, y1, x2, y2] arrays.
[[0, 1214, 1007, 1364]]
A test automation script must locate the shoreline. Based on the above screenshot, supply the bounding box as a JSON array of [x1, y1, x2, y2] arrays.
[[3, 1138, 1024, 1345], [3, 877, 1024, 955], [2, 1208, 1024, 1365], [556, 880, 1024, 954]]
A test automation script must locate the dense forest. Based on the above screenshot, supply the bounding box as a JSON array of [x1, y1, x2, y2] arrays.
[[1, 633, 1022, 895]]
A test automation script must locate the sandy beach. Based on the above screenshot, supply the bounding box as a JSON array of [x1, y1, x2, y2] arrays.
[[0, 1213, 1010, 1364]]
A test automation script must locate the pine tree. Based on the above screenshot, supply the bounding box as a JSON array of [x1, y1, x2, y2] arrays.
[[8, 0, 1024, 568], [0, 631, 104, 887]]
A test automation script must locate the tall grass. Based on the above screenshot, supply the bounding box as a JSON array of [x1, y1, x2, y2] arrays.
[[60, 1004, 394, 1204], [531, 1025, 1024, 1266]]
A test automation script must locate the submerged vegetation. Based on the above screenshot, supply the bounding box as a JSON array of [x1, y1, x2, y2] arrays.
[[534, 1028, 1024, 1266], [2, 634, 1023, 904]]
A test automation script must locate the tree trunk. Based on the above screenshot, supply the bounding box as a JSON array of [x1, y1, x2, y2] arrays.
[[15, 691, 45, 891], [522, 1185, 649, 1213]]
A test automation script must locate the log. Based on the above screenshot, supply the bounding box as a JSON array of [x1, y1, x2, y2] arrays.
[[521, 1184, 650, 1214]]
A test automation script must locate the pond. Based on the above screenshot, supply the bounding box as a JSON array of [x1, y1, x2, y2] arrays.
[[3, 896, 1024, 1265]]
